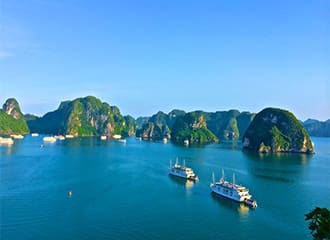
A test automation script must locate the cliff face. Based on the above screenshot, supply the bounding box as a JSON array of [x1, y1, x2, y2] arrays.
[[135, 111, 172, 140], [135, 109, 254, 143], [171, 112, 218, 145], [242, 108, 314, 154], [0, 98, 29, 135], [135, 110, 184, 141], [205, 110, 255, 140], [27, 96, 130, 137]]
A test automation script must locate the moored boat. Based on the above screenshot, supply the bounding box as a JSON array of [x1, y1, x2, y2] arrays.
[[10, 134, 24, 139], [0, 137, 14, 145], [169, 158, 199, 181], [55, 135, 65, 140], [43, 136, 57, 143], [210, 170, 257, 208]]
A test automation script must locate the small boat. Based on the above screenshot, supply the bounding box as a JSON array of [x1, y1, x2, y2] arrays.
[[65, 135, 74, 138], [112, 134, 121, 140], [183, 139, 189, 146], [10, 134, 24, 139], [169, 158, 199, 181], [55, 135, 65, 140], [210, 169, 257, 208], [100, 135, 107, 140], [0, 137, 14, 145], [163, 138, 168, 143], [43, 136, 57, 143], [31, 133, 39, 137]]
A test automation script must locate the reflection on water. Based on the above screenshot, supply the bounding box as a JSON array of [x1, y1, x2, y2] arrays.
[[211, 192, 252, 216], [243, 151, 313, 165], [60, 137, 101, 147], [168, 175, 195, 189], [0, 144, 19, 155], [208, 140, 242, 151], [238, 203, 250, 216]]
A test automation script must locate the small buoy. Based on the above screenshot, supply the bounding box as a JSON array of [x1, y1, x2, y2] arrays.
[[68, 191, 72, 197], [40, 144, 44, 148]]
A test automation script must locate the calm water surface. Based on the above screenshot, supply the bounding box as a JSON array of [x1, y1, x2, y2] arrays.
[[1, 136, 329, 239]]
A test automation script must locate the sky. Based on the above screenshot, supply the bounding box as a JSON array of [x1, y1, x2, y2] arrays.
[[0, 0, 329, 120]]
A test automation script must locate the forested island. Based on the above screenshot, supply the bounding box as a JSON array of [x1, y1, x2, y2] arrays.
[[0, 96, 327, 153]]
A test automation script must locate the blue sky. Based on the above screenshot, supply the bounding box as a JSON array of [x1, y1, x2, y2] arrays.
[[0, 0, 329, 120]]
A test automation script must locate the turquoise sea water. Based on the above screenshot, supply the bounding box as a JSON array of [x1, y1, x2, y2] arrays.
[[1, 136, 329, 239]]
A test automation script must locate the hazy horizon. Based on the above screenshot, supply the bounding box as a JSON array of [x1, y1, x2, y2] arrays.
[[1, 0, 329, 121]]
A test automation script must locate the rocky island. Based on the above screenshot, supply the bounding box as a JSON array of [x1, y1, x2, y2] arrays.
[[27, 96, 135, 138], [242, 107, 314, 154], [0, 96, 324, 151], [171, 112, 218, 145], [0, 98, 29, 135]]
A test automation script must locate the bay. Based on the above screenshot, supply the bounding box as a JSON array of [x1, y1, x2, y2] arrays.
[[1, 136, 329, 239]]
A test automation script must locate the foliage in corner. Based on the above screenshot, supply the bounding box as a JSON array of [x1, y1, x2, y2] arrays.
[[305, 207, 330, 240]]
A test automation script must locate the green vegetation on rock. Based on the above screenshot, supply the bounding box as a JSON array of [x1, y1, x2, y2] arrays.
[[135, 109, 254, 144], [27, 96, 129, 137], [135, 110, 182, 140], [0, 98, 29, 135], [171, 112, 218, 145], [242, 108, 314, 154], [122, 115, 136, 137], [204, 110, 255, 140]]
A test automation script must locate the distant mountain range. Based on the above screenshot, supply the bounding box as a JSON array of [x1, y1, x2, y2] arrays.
[[302, 119, 330, 137], [0, 97, 329, 146]]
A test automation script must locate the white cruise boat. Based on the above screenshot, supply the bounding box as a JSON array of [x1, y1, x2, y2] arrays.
[[10, 134, 24, 139], [43, 136, 57, 143], [169, 159, 199, 181], [210, 170, 257, 208], [0, 137, 14, 145]]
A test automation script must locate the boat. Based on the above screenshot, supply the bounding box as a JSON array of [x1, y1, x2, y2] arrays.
[[113, 134, 121, 140], [10, 134, 24, 139], [0, 137, 14, 145], [100, 135, 107, 140], [31, 133, 39, 137], [210, 170, 257, 208], [169, 158, 199, 181], [43, 136, 57, 143], [65, 135, 74, 138], [55, 135, 65, 140]]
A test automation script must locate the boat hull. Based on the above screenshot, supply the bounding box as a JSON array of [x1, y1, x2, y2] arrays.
[[210, 184, 257, 208], [169, 171, 199, 181], [210, 185, 245, 202]]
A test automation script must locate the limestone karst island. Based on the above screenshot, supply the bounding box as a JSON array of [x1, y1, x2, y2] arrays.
[[0, 96, 326, 155]]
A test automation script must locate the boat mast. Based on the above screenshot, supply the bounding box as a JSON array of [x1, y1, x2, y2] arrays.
[[221, 168, 225, 181], [175, 157, 178, 166], [212, 172, 215, 184], [233, 172, 236, 185], [170, 159, 172, 168], [183, 159, 186, 167]]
